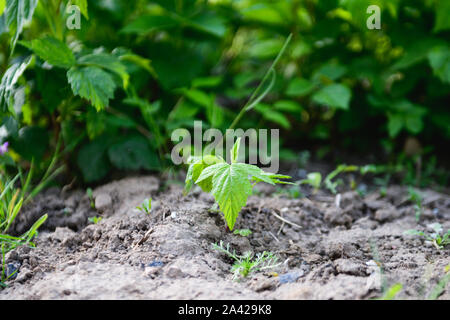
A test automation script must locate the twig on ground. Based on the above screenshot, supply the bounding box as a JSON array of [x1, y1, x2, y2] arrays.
[[270, 210, 302, 229]]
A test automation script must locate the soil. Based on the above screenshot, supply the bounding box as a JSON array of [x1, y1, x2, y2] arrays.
[[0, 175, 449, 300]]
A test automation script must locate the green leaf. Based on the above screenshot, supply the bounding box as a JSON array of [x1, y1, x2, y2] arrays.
[[67, 66, 116, 111], [312, 63, 348, 82], [428, 46, 450, 83], [195, 157, 287, 230], [77, 136, 111, 182], [78, 52, 129, 88], [196, 162, 253, 230], [121, 15, 178, 34], [183, 89, 212, 108], [434, 0, 450, 32], [188, 13, 227, 38], [254, 103, 291, 129], [286, 78, 315, 97], [21, 36, 75, 68], [10, 126, 48, 161], [387, 114, 403, 138], [248, 39, 284, 59], [184, 155, 224, 194], [312, 84, 352, 110], [117, 53, 156, 78], [0, 56, 32, 115], [5, 0, 38, 51], [234, 229, 252, 237], [192, 76, 222, 88], [71, 0, 88, 19], [0, 0, 5, 15], [300, 172, 322, 190], [107, 135, 159, 171], [273, 100, 303, 113]]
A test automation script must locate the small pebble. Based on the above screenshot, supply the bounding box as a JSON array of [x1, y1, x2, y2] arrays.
[[278, 271, 304, 284], [148, 261, 164, 267]]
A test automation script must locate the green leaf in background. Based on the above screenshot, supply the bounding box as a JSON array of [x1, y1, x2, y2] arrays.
[[71, 0, 88, 19], [247, 39, 284, 59], [387, 100, 427, 137], [392, 38, 443, 70], [77, 136, 111, 182], [273, 100, 303, 113], [312, 63, 348, 83], [188, 12, 227, 38], [86, 108, 106, 139], [168, 100, 200, 121], [107, 135, 159, 171], [0, 56, 32, 114], [387, 113, 403, 138], [121, 14, 178, 34], [5, 0, 38, 51], [183, 89, 211, 108], [433, 0, 450, 32], [255, 103, 291, 129], [67, 66, 116, 111], [21, 37, 75, 68], [286, 78, 315, 97], [0, 0, 5, 15], [78, 53, 129, 88], [312, 83, 352, 110], [148, 42, 203, 89], [428, 46, 450, 83], [192, 76, 222, 88], [10, 126, 48, 161]]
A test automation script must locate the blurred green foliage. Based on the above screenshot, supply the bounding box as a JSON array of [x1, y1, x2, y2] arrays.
[[0, 0, 448, 183]]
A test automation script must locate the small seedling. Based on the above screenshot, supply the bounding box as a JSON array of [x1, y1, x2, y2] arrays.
[[184, 138, 291, 230], [86, 188, 95, 209], [299, 172, 322, 193], [377, 283, 403, 300], [88, 216, 102, 224], [324, 165, 359, 194], [212, 241, 280, 280], [274, 185, 303, 198], [427, 265, 450, 300], [404, 223, 450, 250], [136, 198, 152, 214], [299, 165, 359, 194], [408, 186, 423, 221], [233, 229, 252, 237]]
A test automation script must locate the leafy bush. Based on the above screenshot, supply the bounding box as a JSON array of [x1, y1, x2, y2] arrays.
[[0, 0, 448, 184]]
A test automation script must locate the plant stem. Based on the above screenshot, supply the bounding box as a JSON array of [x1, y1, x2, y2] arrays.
[[228, 33, 293, 131]]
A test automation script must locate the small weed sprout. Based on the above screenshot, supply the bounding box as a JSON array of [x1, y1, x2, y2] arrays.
[[86, 188, 95, 209], [377, 283, 403, 300], [427, 265, 450, 300], [299, 172, 322, 193], [404, 223, 450, 250], [184, 138, 292, 230], [88, 216, 102, 224], [136, 198, 152, 214], [408, 187, 423, 221], [212, 241, 280, 280], [233, 229, 252, 237]]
